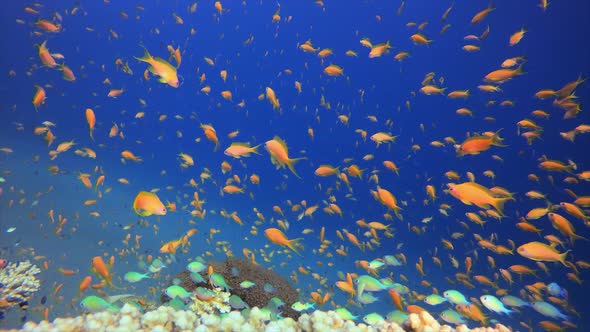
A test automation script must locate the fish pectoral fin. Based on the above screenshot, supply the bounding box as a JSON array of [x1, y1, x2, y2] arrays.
[[134, 208, 150, 217], [158, 77, 167, 83]]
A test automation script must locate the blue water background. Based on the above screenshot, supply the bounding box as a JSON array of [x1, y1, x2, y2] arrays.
[[1, 0, 589, 330]]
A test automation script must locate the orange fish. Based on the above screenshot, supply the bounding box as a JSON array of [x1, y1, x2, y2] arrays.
[[35, 19, 61, 33], [224, 142, 261, 158], [79, 276, 92, 295], [484, 66, 524, 83], [456, 131, 506, 156], [121, 150, 142, 162], [264, 136, 306, 178], [509, 28, 526, 46], [134, 46, 179, 88], [368, 42, 391, 58], [59, 65, 76, 81], [201, 124, 220, 151], [37, 41, 57, 68], [265, 87, 280, 110], [517, 242, 569, 266], [471, 5, 495, 24], [91, 256, 112, 287], [323, 64, 344, 76], [264, 228, 303, 256], [85, 108, 96, 140], [133, 191, 167, 217], [32, 85, 46, 111], [447, 182, 513, 215]]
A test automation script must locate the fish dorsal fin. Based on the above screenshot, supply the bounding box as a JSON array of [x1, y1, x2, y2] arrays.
[[273, 136, 289, 152], [232, 142, 251, 147]]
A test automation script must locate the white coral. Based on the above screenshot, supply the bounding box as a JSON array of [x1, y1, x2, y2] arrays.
[[188, 287, 231, 315], [17, 305, 514, 332]]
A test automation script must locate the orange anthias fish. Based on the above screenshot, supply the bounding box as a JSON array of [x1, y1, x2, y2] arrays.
[[517, 241, 569, 266], [91, 256, 113, 287], [134, 46, 179, 88], [32, 85, 46, 111], [224, 142, 261, 158], [132, 191, 167, 217], [37, 41, 57, 68], [447, 182, 514, 216], [264, 228, 303, 256], [201, 124, 220, 151], [456, 130, 507, 156], [85, 108, 96, 141], [265, 136, 306, 178]]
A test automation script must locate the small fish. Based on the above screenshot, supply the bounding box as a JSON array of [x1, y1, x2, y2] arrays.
[[123, 271, 150, 283], [291, 301, 315, 312], [165, 285, 191, 299], [239, 280, 256, 289], [80, 296, 118, 312], [6, 227, 16, 233], [187, 261, 206, 273]]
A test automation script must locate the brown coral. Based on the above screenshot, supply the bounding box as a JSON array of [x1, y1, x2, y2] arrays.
[[162, 258, 301, 320]]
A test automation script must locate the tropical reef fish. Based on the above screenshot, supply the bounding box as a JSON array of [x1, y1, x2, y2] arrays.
[[134, 46, 179, 88], [132, 191, 167, 217]]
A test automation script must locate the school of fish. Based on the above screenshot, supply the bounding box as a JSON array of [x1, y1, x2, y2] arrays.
[[1, 1, 589, 331]]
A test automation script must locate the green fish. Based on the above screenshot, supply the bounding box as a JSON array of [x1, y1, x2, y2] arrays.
[[335, 307, 357, 321], [424, 294, 447, 305], [190, 272, 205, 283], [291, 301, 315, 312], [187, 261, 206, 273], [209, 273, 230, 291], [80, 296, 119, 312], [166, 298, 187, 310], [443, 289, 470, 305], [148, 258, 166, 273], [363, 312, 385, 325], [165, 285, 191, 299], [239, 280, 256, 289], [124, 271, 150, 283], [229, 295, 249, 310], [440, 309, 466, 325], [368, 259, 385, 270], [386, 310, 408, 324], [356, 275, 391, 299]]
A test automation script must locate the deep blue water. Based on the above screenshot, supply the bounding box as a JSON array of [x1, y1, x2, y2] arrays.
[[1, 0, 589, 330]]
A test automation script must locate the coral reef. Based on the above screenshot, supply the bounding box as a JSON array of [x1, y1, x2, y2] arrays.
[[0, 261, 40, 311], [189, 287, 231, 315], [15, 304, 510, 332], [163, 258, 300, 320], [16, 304, 512, 332]]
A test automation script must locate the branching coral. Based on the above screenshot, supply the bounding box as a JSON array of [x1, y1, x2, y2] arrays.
[[189, 287, 231, 315], [0, 260, 41, 311], [163, 258, 301, 320]]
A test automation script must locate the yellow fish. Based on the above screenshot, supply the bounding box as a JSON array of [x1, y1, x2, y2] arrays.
[[134, 46, 179, 88], [133, 191, 167, 217]]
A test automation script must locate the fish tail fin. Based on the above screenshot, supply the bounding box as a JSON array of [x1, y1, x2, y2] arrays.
[[287, 157, 307, 179], [251, 144, 262, 155], [492, 197, 512, 216], [287, 238, 303, 256], [492, 128, 508, 147], [560, 250, 571, 266], [570, 233, 589, 245], [134, 46, 152, 63], [514, 64, 525, 76]]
